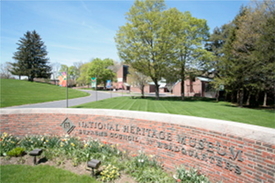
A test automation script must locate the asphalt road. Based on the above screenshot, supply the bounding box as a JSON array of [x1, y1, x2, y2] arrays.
[[3, 90, 123, 109]]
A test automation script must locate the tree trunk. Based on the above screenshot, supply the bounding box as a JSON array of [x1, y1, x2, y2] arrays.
[[237, 89, 240, 104], [263, 92, 267, 107], [180, 65, 185, 101], [28, 76, 34, 82], [238, 89, 244, 107], [180, 53, 185, 101], [141, 85, 145, 98], [153, 80, 160, 100], [255, 91, 260, 107], [155, 86, 160, 100], [181, 79, 185, 101], [240, 89, 244, 107], [231, 92, 234, 103], [246, 92, 251, 106], [215, 90, 219, 102]]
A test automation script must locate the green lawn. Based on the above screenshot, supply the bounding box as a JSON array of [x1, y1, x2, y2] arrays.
[[1, 164, 99, 183], [0, 79, 89, 108], [1, 79, 274, 128], [73, 97, 275, 128]]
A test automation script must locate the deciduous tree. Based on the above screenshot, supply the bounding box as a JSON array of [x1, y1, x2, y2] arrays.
[[0, 62, 13, 79], [166, 9, 212, 100], [87, 58, 116, 88], [116, 0, 212, 100], [77, 62, 91, 87], [127, 66, 149, 97], [116, 0, 174, 99]]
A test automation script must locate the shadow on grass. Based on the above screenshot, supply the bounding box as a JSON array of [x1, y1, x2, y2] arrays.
[[131, 96, 216, 102], [219, 103, 275, 113]]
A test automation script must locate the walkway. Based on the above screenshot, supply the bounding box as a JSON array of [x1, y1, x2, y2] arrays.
[[3, 90, 122, 109]]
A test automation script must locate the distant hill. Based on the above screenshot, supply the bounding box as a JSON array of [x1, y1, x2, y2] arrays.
[[0, 79, 89, 108]]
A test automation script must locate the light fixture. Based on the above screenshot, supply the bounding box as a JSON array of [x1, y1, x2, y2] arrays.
[[29, 149, 43, 165], [87, 159, 101, 176]]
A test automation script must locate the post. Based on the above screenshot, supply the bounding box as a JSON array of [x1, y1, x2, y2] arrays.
[[33, 156, 37, 165], [91, 168, 95, 176], [96, 87, 98, 101], [66, 67, 68, 108], [95, 76, 98, 101]]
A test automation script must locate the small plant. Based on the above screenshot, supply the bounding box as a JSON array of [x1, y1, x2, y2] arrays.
[[126, 152, 160, 170], [7, 147, 25, 157], [19, 134, 45, 150], [133, 166, 174, 183], [43, 136, 60, 148], [0, 132, 20, 156], [99, 164, 120, 182], [125, 152, 173, 183], [174, 166, 211, 183]]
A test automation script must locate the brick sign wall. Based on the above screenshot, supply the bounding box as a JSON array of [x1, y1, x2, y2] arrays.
[[1, 109, 274, 183]]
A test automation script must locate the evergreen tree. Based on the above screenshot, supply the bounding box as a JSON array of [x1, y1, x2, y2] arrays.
[[205, 24, 233, 101], [214, 7, 253, 107], [11, 30, 51, 81], [209, 0, 275, 107], [250, 0, 275, 106]]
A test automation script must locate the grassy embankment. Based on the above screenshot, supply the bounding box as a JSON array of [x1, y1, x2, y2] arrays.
[[73, 97, 275, 128], [0, 79, 89, 108], [1, 79, 273, 128]]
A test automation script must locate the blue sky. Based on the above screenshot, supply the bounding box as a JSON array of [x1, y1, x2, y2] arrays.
[[1, 0, 249, 67]]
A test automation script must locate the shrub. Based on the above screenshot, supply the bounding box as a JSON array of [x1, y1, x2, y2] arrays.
[[125, 152, 174, 183], [0, 132, 20, 156], [132, 166, 174, 183], [7, 147, 25, 157], [99, 164, 120, 182], [19, 135, 45, 150], [174, 166, 211, 183]]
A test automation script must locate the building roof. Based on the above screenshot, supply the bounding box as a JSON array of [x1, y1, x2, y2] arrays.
[[196, 77, 213, 82]]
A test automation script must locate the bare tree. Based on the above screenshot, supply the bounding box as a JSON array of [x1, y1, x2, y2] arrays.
[[128, 67, 149, 98], [51, 62, 61, 85], [0, 62, 13, 79]]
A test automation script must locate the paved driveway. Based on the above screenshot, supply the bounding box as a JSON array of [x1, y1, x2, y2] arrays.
[[3, 90, 122, 109]]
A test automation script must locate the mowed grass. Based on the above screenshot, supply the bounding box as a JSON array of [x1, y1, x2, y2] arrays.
[[73, 97, 275, 128], [1, 164, 99, 183], [0, 79, 89, 108]]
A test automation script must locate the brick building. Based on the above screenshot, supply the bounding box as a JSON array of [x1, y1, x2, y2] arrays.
[[114, 64, 215, 98]]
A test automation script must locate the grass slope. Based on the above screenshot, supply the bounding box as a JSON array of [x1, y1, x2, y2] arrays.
[[1, 164, 99, 183], [73, 97, 275, 128], [0, 79, 89, 108]]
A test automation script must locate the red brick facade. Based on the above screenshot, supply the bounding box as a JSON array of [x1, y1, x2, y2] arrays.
[[1, 109, 274, 183], [172, 78, 215, 97], [114, 64, 215, 97]]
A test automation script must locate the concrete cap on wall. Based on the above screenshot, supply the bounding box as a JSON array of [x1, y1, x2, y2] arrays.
[[1, 108, 274, 145]]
